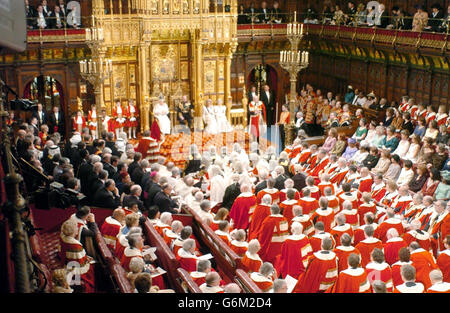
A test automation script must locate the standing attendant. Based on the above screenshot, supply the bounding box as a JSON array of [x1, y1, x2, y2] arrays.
[[248, 95, 267, 141], [112, 101, 126, 139], [261, 84, 275, 127], [87, 104, 98, 139], [125, 99, 138, 139]]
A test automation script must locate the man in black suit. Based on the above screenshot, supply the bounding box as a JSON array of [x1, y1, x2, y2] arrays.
[[32, 103, 48, 127], [25, 0, 37, 29], [29, 117, 40, 137], [102, 153, 116, 180], [153, 183, 180, 214], [292, 164, 307, 192], [128, 152, 142, 177], [105, 132, 120, 157], [377, 4, 390, 29], [222, 175, 241, 210], [93, 179, 120, 209], [260, 84, 275, 126], [88, 169, 108, 203], [40, 0, 53, 26], [48, 106, 65, 136], [254, 171, 269, 196], [270, 1, 283, 24], [258, 1, 271, 24], [145, 175, 167, 208], [123, 184, 145, 211], [57, 0, 69, 19], [244, 2, 260, 24], [131, 159, 148, 186], [50, 5, 66, 29], [426, 4, 444, 32], [274, 166, 288, 190]]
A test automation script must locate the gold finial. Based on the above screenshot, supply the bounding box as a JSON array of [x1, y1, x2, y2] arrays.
[[77, 97, 83, 112]]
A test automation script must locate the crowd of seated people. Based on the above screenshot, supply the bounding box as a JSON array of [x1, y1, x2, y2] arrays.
[[9, 76, 450, 293], [302, 1, 450, 33], [25, 0, 81, 30], [238, 1, 285, 24]]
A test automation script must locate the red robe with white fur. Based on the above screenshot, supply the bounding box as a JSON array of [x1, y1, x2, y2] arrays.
[[100, 216, 122, 250], [229, 192, 256, 230], [276, 234, 312, 279], [328, 267, 371, 293], [257, 214, 289, 264]]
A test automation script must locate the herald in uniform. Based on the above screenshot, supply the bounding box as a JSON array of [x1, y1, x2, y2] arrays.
[[248, 96, 267, 138], [87, 104, 98, 139], [125, 100, 138, 139]]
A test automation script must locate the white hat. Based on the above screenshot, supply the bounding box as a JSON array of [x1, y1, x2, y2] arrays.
[[48, 145, 60, 157], [70, 133, 82, 147]]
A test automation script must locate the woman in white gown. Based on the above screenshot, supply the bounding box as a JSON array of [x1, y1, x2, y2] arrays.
[[214, 99, 233, 133], [153, 99, 171, 135], [203, 99, 218, 135]]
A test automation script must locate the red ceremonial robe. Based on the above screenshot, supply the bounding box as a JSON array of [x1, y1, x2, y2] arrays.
[[229, 192, 256, 230], [358, 176, 373, 193], [229, 240, 248, 257], [402, 230, 431, 252], [330, 223, 354, 244], [250, 272, 273, 292], [135, 136, 159, 163], [100, 216, 122, 250], [279, 188, 300, 203], [276, 234, 313, 279], [293, 250, 338, 293], [333, 245, 360, 273], [121, 247, 143, 272], [427, 282, 450, 293], [383, 237, 408, 265], [177, 248, 198, 273], [391, 261, 413, 287], [341, 208, 360, 229], [410, 248, 439, 289], [257, 214, 289, 264], [365, 261, 393, 292], [309, 231, 335, 253], [330, 167, 349, 186], [256, 188, 280, 205], [291, 215, 314, 236], [318, 182, 335, 197], [357, 202, 377, 224], [328, 267, 371, 293], [374, 218, 405, 243], [248, 203, 271, 240], [298, 197, 319, 215], [60, 234, 95, 293], [353, 223, 378, 246], [436, 249, 450, 283], [280, 199, 299, 224], [355, 237, 383, 268], [371, 183, 387, 203], [311, 207, 335, 232], [241, 251, 263, 274]]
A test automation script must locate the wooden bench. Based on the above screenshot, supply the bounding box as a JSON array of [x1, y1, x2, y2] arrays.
[[184, 207, 241, 282], [234, 269, 262, 293], [177, 268, 202, 293]]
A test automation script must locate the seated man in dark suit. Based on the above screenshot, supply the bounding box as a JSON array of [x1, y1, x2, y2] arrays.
[[292, 164, 307, 192], [145, 175, 167, 208], [105, 132, 121, 157], [88, 169, 108, 203], [153, 183, 180, 214], [93, 179, 120, 209], [222, 174, 241, 210], [131, 159, 149, 186], [274, 166, 289, 190], [128, 152, 142, 177], [123, 184, 145, 211]]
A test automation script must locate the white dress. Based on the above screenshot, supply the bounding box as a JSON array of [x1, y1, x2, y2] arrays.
[[214, 105, 233, 133], [210, 174, 226, 203], [203, 105, 218, 134], [153, 103, 171, 134]]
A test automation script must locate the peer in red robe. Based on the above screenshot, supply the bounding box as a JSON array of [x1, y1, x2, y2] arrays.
[[256, 187, 280, 205], [374, 214, 405, 243], [248, 201, 271, 241], [298, 194, 319, 215], [177, 247, 198, 273], [100, 215, 123, 250], [276, 223, 313, 279], [330, 222, 354, 245], [410, 246, 439, 289], [334, 244, 361, 273], [355, 235, 383, 268], [436, 247, 450, 283], [384, 236, 408, 265], [280, 199, 299, 224], [293, 248, 338, 293], [257, 212, 289, 264], [311, 206, 335, 233], [230, 191, 256, 230], [135, 131, 160, 163]]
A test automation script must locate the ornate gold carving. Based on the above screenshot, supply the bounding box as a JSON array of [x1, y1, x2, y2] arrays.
[[204, 60, 216, 93], [113, 64, 127, 99]]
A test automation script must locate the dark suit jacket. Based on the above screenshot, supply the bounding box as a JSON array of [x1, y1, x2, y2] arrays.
[[49, 12, 66, 29], [93, 187, 120, 209], [378, 11, 390, 28], [25, 5, 37, 28], [292, 173, 307, 192], [254, 180, 267, 196], [131, 167, 144, 186], [260, 90, 275, 125], [275, 174, 288, 190], [123, 195, 145, 211], [32, 109, 48, 126], [48, 111, 65, 134], [88, 178, 104, 202], [154, 191, 178, 214], [257, 8, 271, 23], [103, 162, 116, 180], [145, 183, 162, 207], [128, 161, 139, 177], [429, 11, 444, 31], [105, 140, 120, 157], [222, 183, 241, 209]]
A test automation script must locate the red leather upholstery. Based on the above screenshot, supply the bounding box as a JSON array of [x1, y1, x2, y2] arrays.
[[185, 207, 240, 281], [176, 268, 202, 293], [234, 269, 262, 293], [110, 263, 134, 293]]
